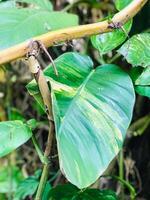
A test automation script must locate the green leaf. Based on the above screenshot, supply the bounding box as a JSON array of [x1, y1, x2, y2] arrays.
[[18, 0, 53, 11], [48, 184, 117, 200], [0, 166, 24, 193], [91, 20, 132, 54], [0, 120, 32, 157], [9, 107, 25, 121], [79, 189, 118, 200], [129, 67, 150, 98], [14, 176, 39, 199], [115, 0, 133, 11], [135, 86, 150, 98], [0, 8, 78, 50], [118, 33, 150, 67], [48, 184, 79, 199], [27, 52, 135, 188], [135, 67, 150, 85]]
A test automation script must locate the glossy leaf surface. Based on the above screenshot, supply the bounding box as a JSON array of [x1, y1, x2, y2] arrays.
[[0, 120, 32, 157], [118, 33, 150, 67], [91, 20, 132, 54], [27, 53, 135, 188], [0, 8, 78, 50]]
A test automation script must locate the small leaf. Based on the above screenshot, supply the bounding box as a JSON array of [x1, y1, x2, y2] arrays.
[[0, 8, 78, 50], [115, 0, 133, 11], [48, 184, 117, 200], [0, 120, 32, 157], [135, 67, 150, 85], [14, 176, 39, 199], [80, 189, 118, 200], [18, 0, 53, 11], [0, 166, 24, 193], [91, 20, 132, 54], [135, 86, 150, 98], [118, 33, 150, 67]]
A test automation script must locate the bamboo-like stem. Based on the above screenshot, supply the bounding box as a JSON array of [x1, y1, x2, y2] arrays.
[[0, 0, 147, 65], [27, 54, 54, 200]]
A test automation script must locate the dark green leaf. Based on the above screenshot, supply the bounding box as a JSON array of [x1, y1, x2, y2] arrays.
[[0, 166, 23, 193], [0, 120, 32, 157], [27, 53, 135, 188], [79, 189, 118, 200], [91, 20, 132, 54], [129, 67, 143, 82], [118, 33, 150, 67], [0, 8, 78, 50], [48, 184, 80, 199], [48, 184, 117, 200], [115, 0, 133, 11], [18, 0, 53, 11]]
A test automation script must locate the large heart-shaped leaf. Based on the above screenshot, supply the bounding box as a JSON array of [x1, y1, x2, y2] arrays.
[[118, 33, 150, 67], [18, 0, 53, 11], [0, 120, 32, 157], [0, 8, 78, 50], [27, 53, 135, 188], [91, 20, 132, 54]]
